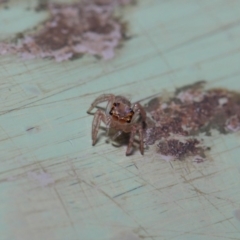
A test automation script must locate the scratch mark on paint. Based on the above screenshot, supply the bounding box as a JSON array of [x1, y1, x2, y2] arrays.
[[26, 126, 40, 133], [113, 185, 143, 198]]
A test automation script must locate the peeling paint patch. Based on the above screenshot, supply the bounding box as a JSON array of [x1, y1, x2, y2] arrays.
[[0, 0, 134, 61], [157, 139, 203, 159], [145, 81, 240, 160]]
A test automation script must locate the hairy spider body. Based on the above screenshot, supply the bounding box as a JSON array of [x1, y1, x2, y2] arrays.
[[87, 94, 146, 155]]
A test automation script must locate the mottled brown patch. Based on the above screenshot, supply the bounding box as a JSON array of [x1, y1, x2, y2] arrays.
[[0, 0, 135, 61], [145, 82, 240, 160], [158, 139, 202, 159]]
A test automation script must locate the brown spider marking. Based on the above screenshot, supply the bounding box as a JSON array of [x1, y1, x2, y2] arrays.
[[87, 94, 146, 156]]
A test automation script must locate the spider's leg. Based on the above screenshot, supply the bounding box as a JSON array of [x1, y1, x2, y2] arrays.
[[92, 110, 106, 145], [106, 95, 115, 114], [138, 127, 144, 155], [126, 127, 137, 156], [87, 94, 115, 113], [112, 130, 122, 140], [132, 102, 146, 124]]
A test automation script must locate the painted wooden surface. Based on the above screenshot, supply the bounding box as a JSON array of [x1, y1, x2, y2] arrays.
[[1, 0, 240, 239]]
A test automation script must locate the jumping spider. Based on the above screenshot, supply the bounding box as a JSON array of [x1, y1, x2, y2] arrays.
[[87, 94, 146, 155]]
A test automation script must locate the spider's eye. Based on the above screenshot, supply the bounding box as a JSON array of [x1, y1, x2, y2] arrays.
[[113, 102, 120, 107]]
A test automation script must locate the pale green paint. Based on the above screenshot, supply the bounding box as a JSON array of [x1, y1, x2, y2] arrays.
[[0, 1, 240, 240]]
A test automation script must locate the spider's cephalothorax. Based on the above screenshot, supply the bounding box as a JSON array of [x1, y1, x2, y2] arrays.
[[87, 94, 146, 155], [109, 102, 134, 123]]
